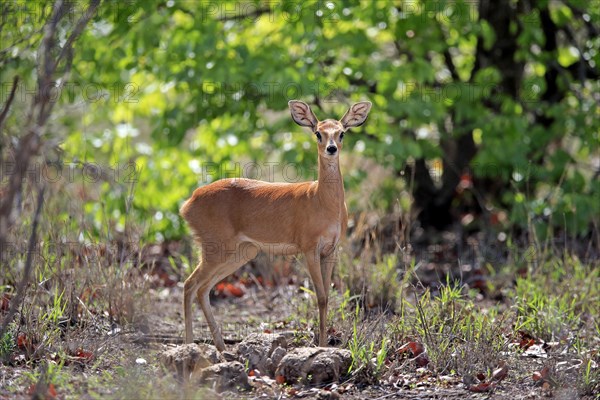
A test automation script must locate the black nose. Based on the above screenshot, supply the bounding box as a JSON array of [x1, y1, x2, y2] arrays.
[[326, 145, 337, 154]]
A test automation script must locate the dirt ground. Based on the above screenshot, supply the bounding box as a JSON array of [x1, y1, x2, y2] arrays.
[[2, 275, 592, 400]]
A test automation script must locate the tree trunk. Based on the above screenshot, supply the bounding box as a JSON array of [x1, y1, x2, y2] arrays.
[[411, 0, 523, 230]]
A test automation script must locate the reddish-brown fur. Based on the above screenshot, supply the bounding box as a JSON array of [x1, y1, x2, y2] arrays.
[[180, 101, 371, 351]]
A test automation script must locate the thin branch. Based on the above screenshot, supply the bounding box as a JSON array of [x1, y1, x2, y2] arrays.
[[217, 7, 271, 22], [566, 3, 599, 37], [41, 0, 64, 79], [37, 0, 100, 126], [0, 27, 46, 64], [0, 75, 19, 132], [443, 49, 459, 82], [0, 1, 11, 36], [35, 0, 66, 124], [55, 0, 101, 68], [0, 186, 45, 337], [436, 18, 460, 82]]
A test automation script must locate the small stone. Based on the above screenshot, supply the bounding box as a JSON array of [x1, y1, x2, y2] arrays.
[[276, 347, 352, 386], [236, 333, 288, 375], [194, 361, 251, 392], [270, 346, 287, 367], [317, 389, 341, 399], [222, 350, 238, 362], [135, 358, 147, 365], [161, 343, 223, 378]]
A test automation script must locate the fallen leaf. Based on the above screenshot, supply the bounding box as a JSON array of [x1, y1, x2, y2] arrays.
[[533, 366, 550, 382], [1, 293, 10, 311], [275, 375, 286, 384], [397, 342, 410, 355], [26, 383, 58, 399], [517, 331, 537, 350], [215, 282, 226, 292], [17, 332, 28, 349], [468, 381, 496, 392], [520, 338, 535, 349], [408, 341, 425, 357], [48, 383, 57, 397], [398, 341, 425, 357], [75, 348, 94, 361], [492, 364, 509, 382], [224, 283, 245, 298], [398, 341, 429, 367]]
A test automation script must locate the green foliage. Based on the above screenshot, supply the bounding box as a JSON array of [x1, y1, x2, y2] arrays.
[[340, 253, 404, 312], [411, 282, 504, 374], [2, 3, 599, 396], [3, 0, 597, 238], [347, 304, 388, 381], [0, 325, 16, 362], [512, 254, 599, 341], [42, 289, 67, 326], [580, 356, 600, 395], [368, 254, 402, 311]]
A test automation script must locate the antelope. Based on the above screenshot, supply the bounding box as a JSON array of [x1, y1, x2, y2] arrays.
[[180, 100, 372, 351]]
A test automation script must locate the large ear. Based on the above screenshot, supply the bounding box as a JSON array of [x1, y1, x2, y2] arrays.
[[340, 101, 372, 129], [289, 100, 319, 130]]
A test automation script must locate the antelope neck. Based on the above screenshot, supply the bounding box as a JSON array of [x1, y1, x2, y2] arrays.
[[316, 154, 344, 206]]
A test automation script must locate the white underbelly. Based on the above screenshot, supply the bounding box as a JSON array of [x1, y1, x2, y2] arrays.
[[237, 233, 300, 256]]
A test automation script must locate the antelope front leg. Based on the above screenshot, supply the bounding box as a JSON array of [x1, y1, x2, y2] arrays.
[[321, 251, 338, 302], [305, 250, 328, 347]]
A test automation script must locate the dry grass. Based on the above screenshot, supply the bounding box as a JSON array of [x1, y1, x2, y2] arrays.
[[1, 177, 598, 398]]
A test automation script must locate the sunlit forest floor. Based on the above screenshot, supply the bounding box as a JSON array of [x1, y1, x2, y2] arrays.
[[1, 222, 598, 399]]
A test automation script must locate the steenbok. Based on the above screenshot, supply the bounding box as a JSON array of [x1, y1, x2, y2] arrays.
[[180, 100, 372, 350]]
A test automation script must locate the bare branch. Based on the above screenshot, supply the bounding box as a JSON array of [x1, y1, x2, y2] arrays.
[[55, 0, 101, 69], [36, 0, 100, 126], [0, 27, 46, 65], [0, 0, 101, 243], [443, 49, 460, 82], [0, 1, 11, 37], [0, 75, 19, 132], [216, 7, 271, 22]]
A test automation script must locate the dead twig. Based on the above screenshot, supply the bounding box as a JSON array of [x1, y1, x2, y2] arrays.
[[0, 186, 45, 337], [131, 334, 242, 346]]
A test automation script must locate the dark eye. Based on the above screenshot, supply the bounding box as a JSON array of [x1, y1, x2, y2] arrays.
[[339, 132, 345, 141], [315, 131, 322, 142]]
